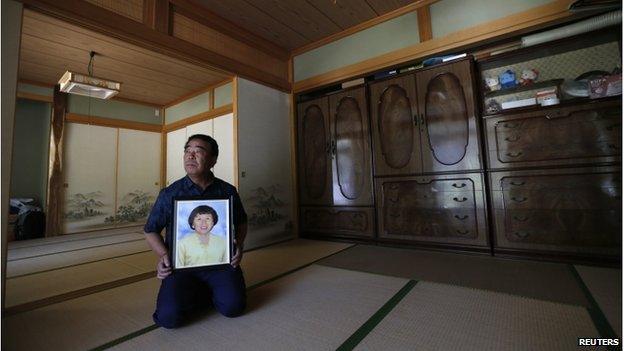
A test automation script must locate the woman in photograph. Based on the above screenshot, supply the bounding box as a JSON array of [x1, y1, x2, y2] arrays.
[[176, 205, 227, 267]]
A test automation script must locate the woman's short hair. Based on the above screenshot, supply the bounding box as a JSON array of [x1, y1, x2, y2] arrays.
[[188, 205, 218, 229]]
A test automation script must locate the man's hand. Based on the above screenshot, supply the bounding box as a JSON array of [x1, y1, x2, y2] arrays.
[[231, 239, 244, 268], [156, 254, 172, 279]]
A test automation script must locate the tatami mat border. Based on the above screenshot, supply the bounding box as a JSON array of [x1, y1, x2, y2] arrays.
[[568, 265, 619, 344], [7, 229, 143, 250], [7, 238, 145, 262], [88, 244, 359, 351], [337, 280, 418, 351]]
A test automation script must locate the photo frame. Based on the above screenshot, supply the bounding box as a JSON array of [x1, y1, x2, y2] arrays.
[[171, 196, 234, 270]]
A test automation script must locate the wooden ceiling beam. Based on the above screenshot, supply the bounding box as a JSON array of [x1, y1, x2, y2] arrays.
[[169, 0, 290, 61], [19, 0, 290, 92]]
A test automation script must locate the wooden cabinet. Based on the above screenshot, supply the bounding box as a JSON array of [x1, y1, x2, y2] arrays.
[[489, 166, 621, 256], [375, 173, 488, 248], [416, 59, 482, 173], [369, 74, 422, 176], [300, 206, 375, 238], [369, 58, 482, 176], [297, 87, 373, 206], [484, 99, 621, 170]]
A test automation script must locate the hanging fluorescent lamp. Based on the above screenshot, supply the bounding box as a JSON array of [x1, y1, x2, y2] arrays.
[[58, 51, 121, 99]]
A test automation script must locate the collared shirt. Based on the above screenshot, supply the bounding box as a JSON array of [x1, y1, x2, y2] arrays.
[[144, 173, 247, 245]]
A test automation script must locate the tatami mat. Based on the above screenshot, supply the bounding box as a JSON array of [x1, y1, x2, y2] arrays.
[[5, 251, 155, 308], [7, 232, 144, 261], [2, 239, 353, 351], [319, 245, 590, 307], [575, 265, 622, 337], [355, 281, 600, 351], [110, 265, 408, 351], [6, 240, 150, 278], [6, 225, 143, 250]]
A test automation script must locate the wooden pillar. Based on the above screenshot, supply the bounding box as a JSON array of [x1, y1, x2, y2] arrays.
[[144, 0, 172, 35], [45, 85, 67, 237], [417, 6, 433, 42]]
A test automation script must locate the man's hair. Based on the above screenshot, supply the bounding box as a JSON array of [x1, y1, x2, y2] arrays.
[[188, 205, 219, 229], [185, 134, 219, 158]]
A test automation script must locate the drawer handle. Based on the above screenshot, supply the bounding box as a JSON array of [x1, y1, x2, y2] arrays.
[[545, 111, 570, 120], [510, 181, 525, 186], [511, 197, 527, 203], [514, 231, 530, 238], [452, 183, 467, 188], [504, 135, 520, 142], [453, 197, 468, 202], [456, 229, 470, 235], [454, 215, 469, 220], [513, 215, 529, 222], [412, 114, 418, 126], [506, 151, 523, 158]]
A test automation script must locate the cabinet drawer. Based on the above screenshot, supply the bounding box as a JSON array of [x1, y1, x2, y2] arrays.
[[485, 100, 621, 169], [300, 206, 375, 238], [489, 166, 621, 255], [376, 173, 488, 247]]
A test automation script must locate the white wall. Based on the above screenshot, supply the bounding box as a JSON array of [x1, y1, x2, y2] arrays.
[[2, 0, 23, 310], [236, 78, 294, 249]]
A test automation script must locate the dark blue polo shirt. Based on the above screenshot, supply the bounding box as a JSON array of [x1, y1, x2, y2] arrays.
[[144, 174, 247, 245]]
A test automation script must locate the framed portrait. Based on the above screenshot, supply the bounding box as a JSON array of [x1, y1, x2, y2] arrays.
[[171, 196, 234, 270]]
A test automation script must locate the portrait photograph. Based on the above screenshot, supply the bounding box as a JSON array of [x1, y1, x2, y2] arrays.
[[171, 197, 233, 270]]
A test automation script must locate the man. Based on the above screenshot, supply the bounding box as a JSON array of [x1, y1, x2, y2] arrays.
[[144, 134, 248, 328]]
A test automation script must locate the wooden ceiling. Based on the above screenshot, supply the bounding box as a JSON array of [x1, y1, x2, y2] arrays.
[[19, 9, 231, 106], [195, 0, 418, 51]]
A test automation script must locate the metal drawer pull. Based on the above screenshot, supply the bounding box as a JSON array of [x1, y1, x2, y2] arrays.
[[456, 229, 470, 235], [452, 183, 467, 188], [510, 181, 525, 186], [454, 215, 469, 220], [504, 135, 520, 142], [513, 216, 528, 222], [503, 122, 519, 129], [453, 197, 468, 202], [511, 197, 527, 203], [545, 111, 570, 119], [514, 231, 530, 238], [506, 151, 523, 158]]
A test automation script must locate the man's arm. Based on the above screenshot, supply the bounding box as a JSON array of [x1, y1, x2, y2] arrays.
[[145, 232, 171, 279]]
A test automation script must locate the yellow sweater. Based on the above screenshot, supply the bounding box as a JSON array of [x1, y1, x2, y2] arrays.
[[176, 233, 227, 268]]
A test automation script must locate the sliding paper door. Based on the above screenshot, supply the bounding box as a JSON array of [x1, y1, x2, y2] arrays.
[[63, 123, 117, 234], [166, 128, 187, 186], [213, 113, 235, 185], [115, 129, 161, 226]]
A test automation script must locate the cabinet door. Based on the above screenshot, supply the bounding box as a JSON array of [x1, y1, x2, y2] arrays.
[[297, 97, 332, 205], [376, 173, 488, 248], [369, 75, 422, 176], [489, 166, 621, 256], [116, 129, 161, 226], [485, 100, 621, 170], [166, 128, 187, 186], [328, 87, 374, 206], [416, 59, 482, 172], [63, 123, 117, 234]]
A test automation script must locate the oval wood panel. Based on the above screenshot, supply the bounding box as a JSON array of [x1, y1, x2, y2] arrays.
[[335, 97, 365, 200], [378, 85, 414, 168], [425, 73, 469, 165], [302, 104, 328, 199]]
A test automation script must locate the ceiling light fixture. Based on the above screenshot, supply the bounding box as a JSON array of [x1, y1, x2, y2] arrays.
[[58, 51, 121, 99]]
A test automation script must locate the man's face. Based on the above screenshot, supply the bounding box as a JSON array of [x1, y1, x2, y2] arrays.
[[184, 138, 216, 177]]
